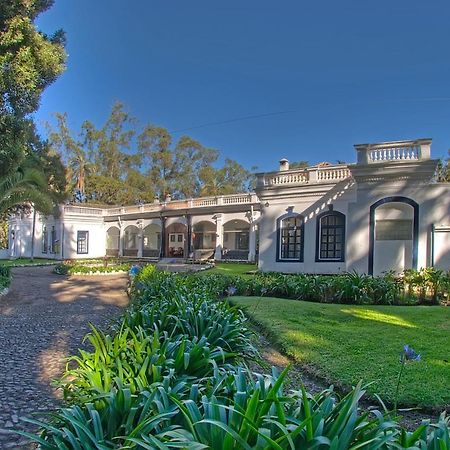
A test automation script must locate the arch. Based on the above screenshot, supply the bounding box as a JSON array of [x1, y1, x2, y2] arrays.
[[143, 223, 161, 258], [315, 210, 346, 262], [193, 221, 216, 251], [369, 196, 419, 275], [106, 226, 120, 256], [166, 222, 187, 258], [223, 219, 250, 260], [123, 225, 139, 256], [276, 213, 305, 262]]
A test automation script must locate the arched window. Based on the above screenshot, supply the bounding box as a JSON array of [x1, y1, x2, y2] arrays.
[[316, 211, 345, 262], [277, 214, 304, 262]]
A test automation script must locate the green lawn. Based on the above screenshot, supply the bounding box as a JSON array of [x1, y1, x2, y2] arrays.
[[202, 262, 258, 277], [233, 296, 450, 409], [0, 258, 58, 266]]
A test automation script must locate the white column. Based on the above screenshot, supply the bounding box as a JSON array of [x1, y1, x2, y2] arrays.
[[248, 222, 257, 262], [214, 214, 223, 260], [137, 226, 143, 258], [118, 225, 124, 257]]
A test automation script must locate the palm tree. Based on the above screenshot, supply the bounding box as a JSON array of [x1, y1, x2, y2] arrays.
[[68, 147, 92, 198], [0, 168, 53, 215], [1, 167, 54, 260]]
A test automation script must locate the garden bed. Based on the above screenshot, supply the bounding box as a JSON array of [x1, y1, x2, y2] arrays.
[[0, 264, 11, 295], [21, 269, 450, 448], [54, 261, 133, 276], [233, 295, 450, 410]]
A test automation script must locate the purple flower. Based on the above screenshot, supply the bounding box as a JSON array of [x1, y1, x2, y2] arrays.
[[401, 344, 421, 362], [226, 286, 237, 296]]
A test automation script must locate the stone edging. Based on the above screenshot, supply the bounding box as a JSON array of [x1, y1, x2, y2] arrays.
[[69, 270, 129, 276], [6, 262, 58, 268]]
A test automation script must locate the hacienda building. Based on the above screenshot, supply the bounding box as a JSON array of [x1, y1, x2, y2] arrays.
[[6, 138, 450, 275]]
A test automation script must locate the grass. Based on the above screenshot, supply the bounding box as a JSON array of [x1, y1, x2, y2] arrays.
[[0, 258, 58, 266], [203, 262, 258, 277], [233, 296, 450, 410]]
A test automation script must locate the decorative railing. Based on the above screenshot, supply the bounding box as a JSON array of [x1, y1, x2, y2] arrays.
[[63, 206, 104, 216], [316, 167, 351, 182], [103, 193, 258, 216], [257, 165, 350, 187], [355, 139, 431, 165]]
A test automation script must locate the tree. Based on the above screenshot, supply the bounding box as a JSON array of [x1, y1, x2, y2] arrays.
[[0, 168, 52, 215], [1, 0, 66, 172], [138, 124, 174, 199], [199, 159, 252, 196], [289, 160, 309, 169], [173, 136, 218, 198]]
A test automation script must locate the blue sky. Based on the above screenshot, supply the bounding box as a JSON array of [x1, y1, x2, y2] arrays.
[[36, 0, 450, 172]]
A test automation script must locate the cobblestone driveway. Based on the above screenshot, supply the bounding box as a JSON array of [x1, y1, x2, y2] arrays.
[[0, 266, 129, 449]]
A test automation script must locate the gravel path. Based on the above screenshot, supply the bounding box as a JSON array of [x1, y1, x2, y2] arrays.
[[0, 266, 129, 449]]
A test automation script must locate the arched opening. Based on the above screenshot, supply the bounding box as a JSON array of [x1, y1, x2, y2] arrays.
[[123, 225, 139, 257], [143, 223, 161, 258], [223, 219, 250, 260], [369, 197, 418, 275], [166, 222, 187, 258], [193, 221, 216, 260], [106, 226, 120, 257]]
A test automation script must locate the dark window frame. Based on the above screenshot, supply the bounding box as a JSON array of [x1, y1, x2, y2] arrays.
[[315, 211, 346, 262], [77, 230, 89, 254], [276, 213, 304, 262], [42, 225, 48, 254]]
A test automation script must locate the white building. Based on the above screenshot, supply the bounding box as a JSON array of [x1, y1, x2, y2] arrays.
[[7, 138, 450, 275]]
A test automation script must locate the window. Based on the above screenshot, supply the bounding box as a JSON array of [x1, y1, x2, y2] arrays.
[[235, 231, 249, 250], [50, 226, 57, 253], [278, 215, 304, 261], [42, 225, 48, 253], [376, 220, 412, 240], [316, 212, 345, 261], [77, 231, 89, 254]]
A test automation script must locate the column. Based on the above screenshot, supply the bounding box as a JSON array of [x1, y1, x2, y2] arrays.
[[160, 216, 166, 258], [137, 225, 143, 258], [214, 214, 223, 260], [186, 215, 192, 257], [118, 223, 124, 257], [248, 221, 257, 262]]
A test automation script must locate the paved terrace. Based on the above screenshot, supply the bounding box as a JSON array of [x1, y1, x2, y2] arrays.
[[0, 267, 129, 449]]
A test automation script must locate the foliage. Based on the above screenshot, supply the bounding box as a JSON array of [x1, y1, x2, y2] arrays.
[[47, 102, 253, 204], [234, 295, 450, 408], [197, 268, 449, 305], [0, 264, 11, 289], [0, 166, 53, 215], [0, 0, 67, 214], [53, 261, 131, 275], [22, 268, 450, 447], [0, 216, 8, 249]]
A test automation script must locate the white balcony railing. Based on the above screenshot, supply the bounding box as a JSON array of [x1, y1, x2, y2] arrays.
[[257, 165, 350, 187], [102, 193, 258, 216], [355, 139, 431, 165], [63, 206, 104, 216]]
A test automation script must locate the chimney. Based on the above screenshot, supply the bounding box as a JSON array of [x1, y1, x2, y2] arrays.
[[279, 158, 289, 171]]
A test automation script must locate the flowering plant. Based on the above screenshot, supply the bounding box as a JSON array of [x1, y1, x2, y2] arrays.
[[393, 344, 421, 413]]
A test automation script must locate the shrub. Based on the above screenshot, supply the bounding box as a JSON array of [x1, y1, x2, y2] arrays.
[[23, 268, 450, 448], [0, 264, 11, 289]]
